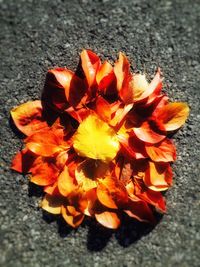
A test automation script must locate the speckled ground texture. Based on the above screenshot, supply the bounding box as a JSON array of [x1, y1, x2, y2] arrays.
[[1, 0, 200, 266]]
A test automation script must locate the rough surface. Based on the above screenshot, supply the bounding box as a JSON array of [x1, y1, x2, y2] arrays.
[[0, 0, 200, 266]]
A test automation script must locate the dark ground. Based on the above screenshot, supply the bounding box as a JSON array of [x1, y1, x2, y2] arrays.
[[0, 0, 200, 266]]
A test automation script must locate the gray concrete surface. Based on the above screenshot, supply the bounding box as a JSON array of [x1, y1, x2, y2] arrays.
[[0, 0, 200, 266]]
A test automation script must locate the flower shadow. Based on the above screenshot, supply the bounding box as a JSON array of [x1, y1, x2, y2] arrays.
[[86, 213, 162, 251], [28, 181, 162, 250]]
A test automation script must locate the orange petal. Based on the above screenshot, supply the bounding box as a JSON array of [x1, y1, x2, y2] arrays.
[[58, 166, 77, 197], [96, 61, 115, 91], [145, 139, 176, 162], [41, 194, 64, 214], [114, 52, 130, 91], [80, 49, 101, 87], [124, 199, 155, 223], [65, 106, 93, 123], [30, 156, 59, 186], [44, 182, 60, 196], [11, 148, 36, 173], [61, 205, 84, 228], [97, 177, 128, 208], [133, 121, 165, 144], [144, 161, 172, 191], [25, 130, 69, 157], [95, 96, 112, 122], [10, 100, 48, 136], [95, 211, 120, 229], [156, 102, 190, 131], [96, 183, 118, 209]]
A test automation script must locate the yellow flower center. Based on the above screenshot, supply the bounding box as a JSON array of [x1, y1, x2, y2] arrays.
[[73, 114, 120, 162]]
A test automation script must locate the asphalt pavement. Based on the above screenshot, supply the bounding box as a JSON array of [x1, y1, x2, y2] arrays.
[[0, 0, 200, 266]]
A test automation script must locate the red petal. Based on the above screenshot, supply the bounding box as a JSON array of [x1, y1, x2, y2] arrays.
[[11, 148, 36, 173], [95, 96, 112, 122], [10, 100, 48, 136], [49, 68, 86, 108], [124, 199, 155, 223]]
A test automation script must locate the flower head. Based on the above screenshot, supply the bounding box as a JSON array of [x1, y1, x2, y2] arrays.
[[11, 50, 189, 229]]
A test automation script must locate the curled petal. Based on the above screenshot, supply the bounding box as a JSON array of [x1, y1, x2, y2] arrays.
[[133, 68, 162, 102], [49, 68, 86, 108], [144, 161, 172, 191], [95, 211, 120, 229], [61, 205, 85, 228], [96, 61, 115, 91], [133, 121, 165, 144], [145, 139, 176, 162], [41, 194, 64, 214], [155, 102, 190, 131], [80, 49, 101, 87], [10, 100, 48, 136]]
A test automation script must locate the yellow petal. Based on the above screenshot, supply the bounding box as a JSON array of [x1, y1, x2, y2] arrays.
[[132, 74, 149, 99], [73, 115, 120, 162]]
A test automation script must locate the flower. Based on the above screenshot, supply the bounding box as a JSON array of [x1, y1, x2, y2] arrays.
[[11, 50, 189, 229]]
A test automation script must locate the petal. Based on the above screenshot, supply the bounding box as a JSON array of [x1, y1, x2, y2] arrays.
[[133, 68, 162, 102], [144, 161, 173, 191], [49, 68, 86, 108], [44, 182, 60, 196], [95, 96, 112, 122], [25, 130, 65, 157], [97, 177, 128, 208], [30, 156, 59, 186], [156, 102, 190, 131], [65, 106, 93, 123], [58, 166, 77, 197], [41, 194, 64, 214], [11, 148, 36, 173], [42, 69, 68, 111], [61, 205, 85, 228], [95, 211, 120, 229], [75, 159, 108, 191], [124, 199, 155, 224], [136, 187, 166, 213], [10, 100, 48, 136], [80, 49, 101, 87], [73, 114, 120, 162], [96, 61, 115, 91], [145, 139, 176, 162], [133, 121, 165, 144]]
